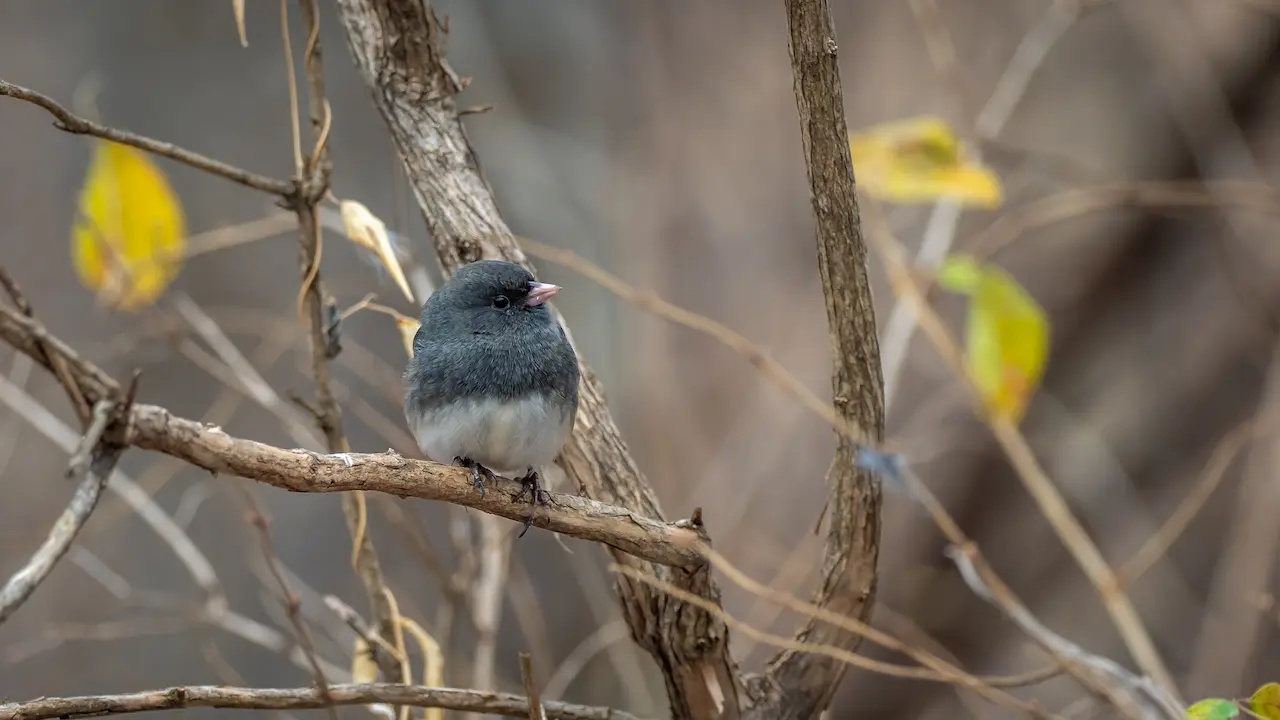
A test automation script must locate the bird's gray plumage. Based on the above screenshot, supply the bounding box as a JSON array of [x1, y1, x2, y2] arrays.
[[403, 261, 579, 479]]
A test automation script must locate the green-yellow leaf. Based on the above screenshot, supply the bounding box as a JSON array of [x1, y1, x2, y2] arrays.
[[935, 254, 983, 294], [1250, 682, 1280, 720], [848, 116, 1003, 207], [1186, 698, 1239, 720], [938, 254, 1049, 423], [71, 140, 187, 311]]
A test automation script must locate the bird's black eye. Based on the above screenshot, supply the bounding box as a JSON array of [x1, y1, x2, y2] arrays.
[[491, 295, 510, 310]]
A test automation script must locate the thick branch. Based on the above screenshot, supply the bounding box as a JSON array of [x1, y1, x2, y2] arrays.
[[0, 683, 642, 720], [0, 79, 294, 196], [0, 303, 705, 569], [332, 3, 739, 718], [747, 1, 885, 718]]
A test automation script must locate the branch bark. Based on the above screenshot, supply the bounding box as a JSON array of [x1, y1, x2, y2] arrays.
[[0, 402, 123, 625], [742, 2, 885, 718], [0, 303, 706, 570], [0, 684, 642, 720], [332, 3, 739, 718]]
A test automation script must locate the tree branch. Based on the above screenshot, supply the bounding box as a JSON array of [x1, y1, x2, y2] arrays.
[[0, 683, 643, 720], [0, 79, 294, 197], [0, 301, 705, 570], [0, 400, 124, 625], [745, 1, 885, 718], [331, 3, 739, 718], [285, 0, 407, 690]]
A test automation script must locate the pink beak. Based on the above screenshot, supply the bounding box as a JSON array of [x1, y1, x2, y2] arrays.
[[525, 282, 560, 307]]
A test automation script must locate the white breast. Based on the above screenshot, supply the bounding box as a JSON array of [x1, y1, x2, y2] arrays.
[[409, 394, 573, 476]]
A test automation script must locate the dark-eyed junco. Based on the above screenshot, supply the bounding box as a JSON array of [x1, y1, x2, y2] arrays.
[[403, 260, 580, 536]]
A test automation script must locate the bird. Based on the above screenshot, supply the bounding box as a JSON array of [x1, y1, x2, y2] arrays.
[[403, 259, 580, 537]]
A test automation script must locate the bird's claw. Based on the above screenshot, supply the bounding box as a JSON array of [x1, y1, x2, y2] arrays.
[[515, 468, 549, 539], [454, 456, 495, 499]]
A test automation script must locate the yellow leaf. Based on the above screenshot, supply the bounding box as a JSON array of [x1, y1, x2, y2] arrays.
[[848, 115, 1002, 207], [938, 254, 1049, 423], [232, 0, 247, 47], [71, 140, 187, 311], [1251, 682, 1280, 720], [339, 199, 415, 303]]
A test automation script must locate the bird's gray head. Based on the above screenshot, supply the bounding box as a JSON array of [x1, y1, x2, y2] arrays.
[[422, 260, 560, 337]]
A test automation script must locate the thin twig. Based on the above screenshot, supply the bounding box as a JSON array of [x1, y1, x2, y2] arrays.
[[288, 0, 407, 692], [468, 516, 513, 711], [171, 293, 321, 448], [1188, 338, 1280, 694], [0, 400, 122, 624], [0, 79, 294, 196], [0, 373, 349, 681], [519, 238, 859, 443], [236, 487, 340, 720], [0, 684, 643, 720], [542, 620, 630, 701], [0, 267, 91, 425], [0, 353, 34, 478], [872, 603, 1062, 719], [520, 654, 547, 720], [877, 453, 1155, 718], [697, 543, 1066, 703], [64, 399, 115, 479], [323, 594, 405, 669], [963, 180, 1280, 266], [947, 548, 1182, 720], [1119, 411, 1280, 584]]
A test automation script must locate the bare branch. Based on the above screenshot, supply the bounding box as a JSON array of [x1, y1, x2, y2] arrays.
[[282, 0, 408, 690], [469, 515, 513, 703], [0, 684, 644, 720], [0, 79, 294, 196], [520, 653, 548, 720], [757, 1, 884, 718], [0, 400, 123, 624], [0, 373, 351, 681], [237, 488, 340, 720], [331, 3, 739, 717], [0, 302, 705, 569], [947, 548, 1182, 720]]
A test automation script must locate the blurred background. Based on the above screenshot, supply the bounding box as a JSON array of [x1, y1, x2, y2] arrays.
[[3, 0, 1280, 718]]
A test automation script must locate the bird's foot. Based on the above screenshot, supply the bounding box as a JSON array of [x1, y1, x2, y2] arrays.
[[454, 456, 497, 499], [514, 468, 550, 538]]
